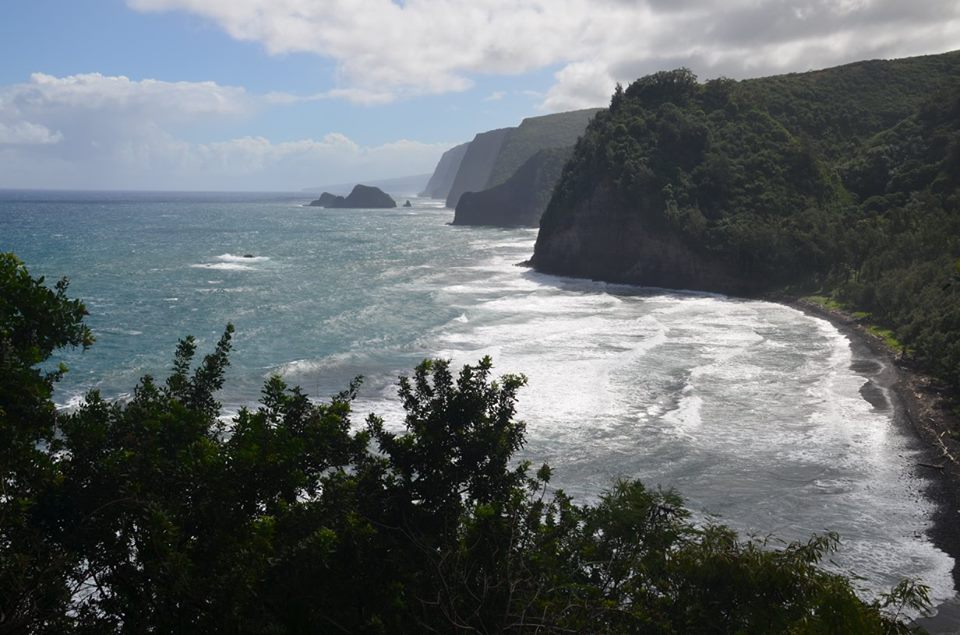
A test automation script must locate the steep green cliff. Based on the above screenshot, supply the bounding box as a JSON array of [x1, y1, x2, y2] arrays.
[[532, 51, 960, 389], [445, 128, 513, 208], [533, 69, 844, 294], [453, 147, 572, 227], [485, 109, 601, 189], [438, 108, 599, 212]]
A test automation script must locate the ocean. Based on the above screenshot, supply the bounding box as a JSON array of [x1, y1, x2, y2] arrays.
[[1, 189, 954, 605]]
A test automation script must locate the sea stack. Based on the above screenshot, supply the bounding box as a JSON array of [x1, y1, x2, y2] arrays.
[[309, 184, 397, 209]]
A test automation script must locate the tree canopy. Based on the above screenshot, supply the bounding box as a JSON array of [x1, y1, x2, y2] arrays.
[[536, 54, 960, 393], [1, 255, 931, 633]]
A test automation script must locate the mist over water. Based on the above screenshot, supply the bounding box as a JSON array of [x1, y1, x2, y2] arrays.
[[1, 190, 954, 604]]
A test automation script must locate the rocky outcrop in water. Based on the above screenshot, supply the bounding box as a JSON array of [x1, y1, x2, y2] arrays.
[[420, 143, 469, 199], [309, 184, 396, 209], [309, 192, 343, 208], [452, 147, 572, 228]]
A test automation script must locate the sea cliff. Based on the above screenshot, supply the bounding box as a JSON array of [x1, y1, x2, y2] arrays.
[[445, 128, 512, 208], [421, 142, 469, 199], [452, 147, 572, 228], [532, 53, 960, 295]]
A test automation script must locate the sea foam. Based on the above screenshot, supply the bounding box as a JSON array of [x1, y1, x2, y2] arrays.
[[216, 253, 270, 263]]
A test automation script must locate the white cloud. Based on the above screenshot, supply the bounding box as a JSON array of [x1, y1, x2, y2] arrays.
[[0, 121, 62, 145], [0, 72, 448, 190], [186, 134, 447, 187], [265, 87, 396, 106], [483, 91, 506, 102], [17, 72, 252, 118], [541, 62, 617, 113], [126, 0, 960, 109]]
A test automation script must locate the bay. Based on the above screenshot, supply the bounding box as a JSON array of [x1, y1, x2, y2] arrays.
[[1, 189, 953, 605]]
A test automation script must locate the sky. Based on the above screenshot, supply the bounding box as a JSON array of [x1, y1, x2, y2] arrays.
[[0, 1, 958, 192]]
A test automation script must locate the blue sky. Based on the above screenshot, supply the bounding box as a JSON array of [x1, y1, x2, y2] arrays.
[[1, 0, 958, 191], [1, 0, 547, 146]]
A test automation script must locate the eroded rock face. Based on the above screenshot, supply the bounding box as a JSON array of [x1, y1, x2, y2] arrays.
[[531, 180, 754, 295], [445, 128, 513, 209], [452, 147, 572, 228], [421, 142, 469, 199], [309, 185, 396, 209]]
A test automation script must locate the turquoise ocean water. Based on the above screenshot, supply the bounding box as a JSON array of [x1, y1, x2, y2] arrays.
[[1, 190, 954, 605]]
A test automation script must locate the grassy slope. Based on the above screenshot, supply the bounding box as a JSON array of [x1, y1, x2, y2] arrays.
[[485, 108, 601, 189]]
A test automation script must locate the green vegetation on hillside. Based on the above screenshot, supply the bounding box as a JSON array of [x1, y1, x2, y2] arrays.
[[744, 51, 960, 159], [541, 69, 847, 288], [485, 109, 601, 189], [536, 51, 960, 393], [454, 147, 573, 227], [1, 255, 930, 633], [836, 84, 960, 388]]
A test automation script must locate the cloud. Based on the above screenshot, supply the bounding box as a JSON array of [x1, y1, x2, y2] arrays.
[[265, 87, 396, 106], [0, 73, 448, 190], [0, 121, 62, 145], [126, 0, 960, 109], [483, 91, 506, 102], [15, 72, 252, 118], [541, 62, 617, 113], [185, 134, 448, 188]]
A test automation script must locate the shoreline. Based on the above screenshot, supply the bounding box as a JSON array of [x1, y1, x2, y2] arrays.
[[783, 297, 960, 631]]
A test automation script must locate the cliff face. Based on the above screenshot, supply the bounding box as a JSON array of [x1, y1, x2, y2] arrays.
[[421, 143, 469, 199], [485, 109, 601, 189], [445, 128, 512, 208], [309, 184, 396, 209], [452, 147, 572, 228], [532, 70, 838, 293], [532, 180, 754, 294], [532, 53, 960, 295]]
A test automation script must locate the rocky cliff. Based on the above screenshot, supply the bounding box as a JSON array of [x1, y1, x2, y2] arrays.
[[309, 184, 396, 209], [532, 179, 754, 294], [445, 128, 513, 208], [485, 109, 601, 189], [531, 53, 960, 295], [420, 142, 469, 199], [530, 70, 838, 294], [452, 147, 572, 228]]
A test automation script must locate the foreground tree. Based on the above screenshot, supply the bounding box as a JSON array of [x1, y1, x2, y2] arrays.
[[0, 254, 931, 633], [1, 254, 93, 634]]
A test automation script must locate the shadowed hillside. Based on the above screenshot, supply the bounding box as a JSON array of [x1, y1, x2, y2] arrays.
[[532, 50, 960, 390]]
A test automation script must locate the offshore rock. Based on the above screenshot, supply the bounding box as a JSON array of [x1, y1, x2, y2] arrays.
[[309, 185, 397, 209]]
